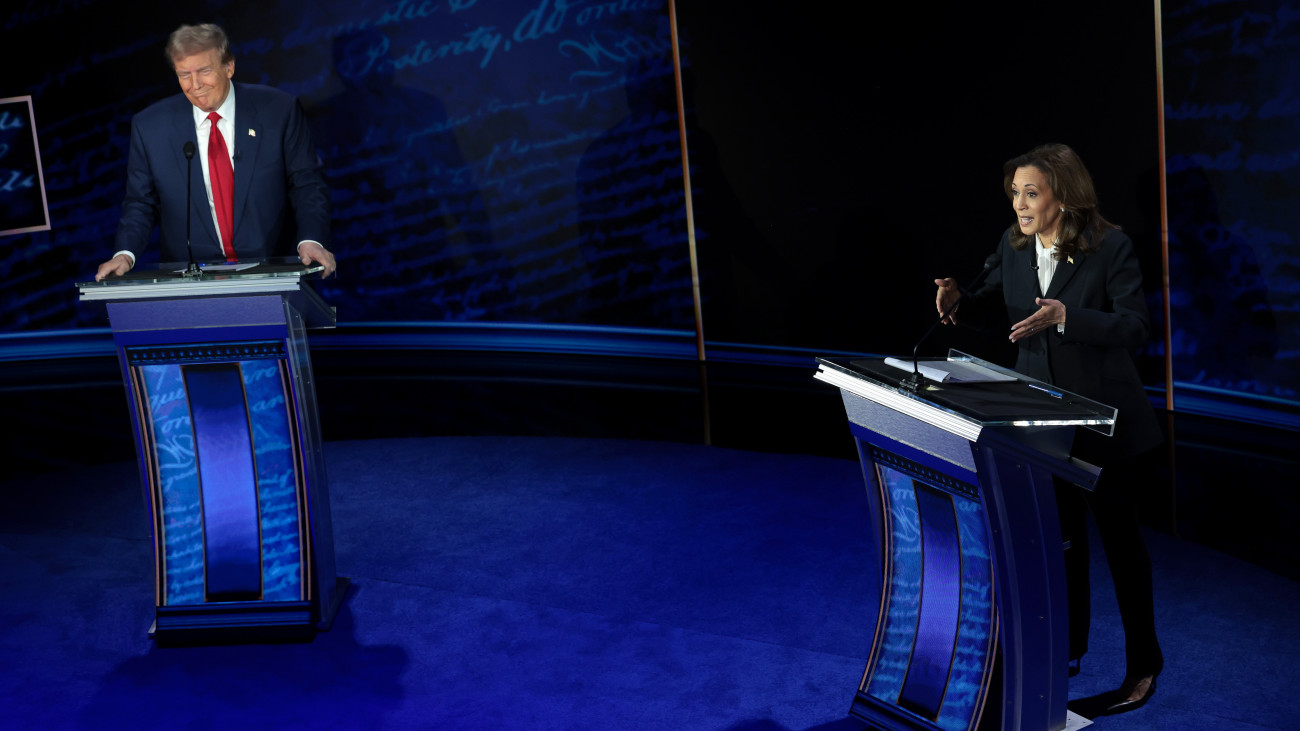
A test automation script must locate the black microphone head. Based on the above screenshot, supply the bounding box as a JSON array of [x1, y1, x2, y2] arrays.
[[183, 141, 196, 159], [983, 251, 1002, 269]]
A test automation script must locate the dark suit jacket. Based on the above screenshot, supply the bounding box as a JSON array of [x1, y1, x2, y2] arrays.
[[114, 82, 329, 263], [965, 226, 1163, 464]]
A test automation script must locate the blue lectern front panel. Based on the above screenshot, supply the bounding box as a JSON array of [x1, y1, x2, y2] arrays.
[[185, 363, 263, 601], [135, 346, 305, 606], [139, 363, 205, 605], [859, 458, 997, 731], [240, 358, 305, 602]]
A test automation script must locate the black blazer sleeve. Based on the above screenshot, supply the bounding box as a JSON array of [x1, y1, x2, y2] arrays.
[[965, 227, 1163, 463]]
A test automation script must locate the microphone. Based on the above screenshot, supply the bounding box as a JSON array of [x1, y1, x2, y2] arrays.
[[182, 141, 201, 278], [902, 251, 1001, 392]]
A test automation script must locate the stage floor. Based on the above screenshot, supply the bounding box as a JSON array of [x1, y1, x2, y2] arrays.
[[2, 435, 1297, 729]]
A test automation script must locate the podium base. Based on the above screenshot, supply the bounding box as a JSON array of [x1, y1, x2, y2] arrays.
[[148, 577, 351, 647]]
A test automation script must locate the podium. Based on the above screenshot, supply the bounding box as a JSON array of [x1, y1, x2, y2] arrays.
[[78, 261, 347, 644], [815, 353, 1116, 731]]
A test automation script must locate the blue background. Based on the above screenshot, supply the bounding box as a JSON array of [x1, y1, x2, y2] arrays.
[[1162, 2, 1300, 410]]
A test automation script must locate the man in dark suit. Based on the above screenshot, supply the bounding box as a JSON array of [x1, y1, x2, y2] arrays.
[[96, 23, 335, 280]]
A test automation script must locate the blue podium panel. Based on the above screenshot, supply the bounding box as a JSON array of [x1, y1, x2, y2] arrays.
[[137, 362, 205, 606], [855, 443, 997, 731], [133, 346, 307, 609], [186, 363, 263, 601], [240, 358, 307, 603]]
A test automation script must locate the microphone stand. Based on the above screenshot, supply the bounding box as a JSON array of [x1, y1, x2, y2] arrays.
[[182, 141, 202, 279], [901, 254, 999, 393]]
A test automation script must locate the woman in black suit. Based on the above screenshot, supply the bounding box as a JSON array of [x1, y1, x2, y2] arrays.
[[935, 143, 1163, 716]]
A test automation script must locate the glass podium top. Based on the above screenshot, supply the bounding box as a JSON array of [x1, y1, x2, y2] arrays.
[[816, 351, 1117, 437], [77, 257, 325, 301]]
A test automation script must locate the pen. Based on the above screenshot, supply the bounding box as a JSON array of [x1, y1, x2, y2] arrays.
[[1027, 382, 1063, 398]]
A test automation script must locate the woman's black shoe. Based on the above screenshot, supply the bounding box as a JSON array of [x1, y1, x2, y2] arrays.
[[1102, 674, 1158, 715]]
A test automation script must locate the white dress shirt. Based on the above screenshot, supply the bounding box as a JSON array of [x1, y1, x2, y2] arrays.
[[1036, 233, 1066, 333], [1035, 233, 1058, 295]]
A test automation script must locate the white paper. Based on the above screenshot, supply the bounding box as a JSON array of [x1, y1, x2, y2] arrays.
[[883, 357, 1017, 383], [194, 262, 259, 272]]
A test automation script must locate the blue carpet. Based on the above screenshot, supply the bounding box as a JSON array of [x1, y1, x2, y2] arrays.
[[1, 436, 1297, 729]]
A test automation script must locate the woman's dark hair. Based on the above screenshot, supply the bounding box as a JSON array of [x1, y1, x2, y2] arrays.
[[1003, 143, 1117, 260]]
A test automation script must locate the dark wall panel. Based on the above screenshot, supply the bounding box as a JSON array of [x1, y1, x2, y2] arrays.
[[677, 4, 1163, 368]]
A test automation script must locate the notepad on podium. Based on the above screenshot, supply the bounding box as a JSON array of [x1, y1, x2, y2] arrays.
[[883, 356, 1018, 383]]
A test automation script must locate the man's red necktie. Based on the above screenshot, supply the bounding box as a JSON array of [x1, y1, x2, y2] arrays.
[[206, 111, 236, 262]]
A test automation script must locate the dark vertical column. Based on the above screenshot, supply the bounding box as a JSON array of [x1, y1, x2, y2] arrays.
[[184, 363, 262, 602], [898, 483, 962, 720]]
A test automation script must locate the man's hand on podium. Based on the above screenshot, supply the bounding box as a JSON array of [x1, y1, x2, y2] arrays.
[[95, 254, 133, 281], [298, 241, 337, 278]]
